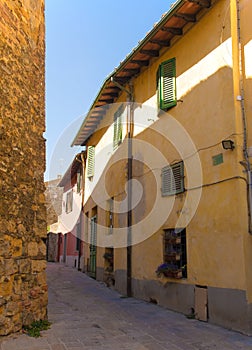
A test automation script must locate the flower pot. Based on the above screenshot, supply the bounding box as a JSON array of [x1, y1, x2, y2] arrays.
[[163, 270, 182, 279]]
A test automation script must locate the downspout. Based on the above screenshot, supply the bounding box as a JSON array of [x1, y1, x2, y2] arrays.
[[127, 82, 134, 297], [110, 77, 134, 297], [233, 0, 252, 233], [76, 151, 87, 269]]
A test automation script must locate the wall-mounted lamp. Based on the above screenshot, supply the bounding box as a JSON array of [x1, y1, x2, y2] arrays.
[[222, 140, 235, 150]]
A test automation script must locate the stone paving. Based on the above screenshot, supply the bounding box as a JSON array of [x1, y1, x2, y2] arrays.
[[1, 263, 252, 349]]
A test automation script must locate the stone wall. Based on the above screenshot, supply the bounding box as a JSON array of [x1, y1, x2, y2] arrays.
[[0, 0, 47, 335], [45, 178, 63, 226], [47, 233, 59, 262]]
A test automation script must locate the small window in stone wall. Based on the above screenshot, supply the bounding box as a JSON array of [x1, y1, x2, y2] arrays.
[[66, 190, 73, 213]]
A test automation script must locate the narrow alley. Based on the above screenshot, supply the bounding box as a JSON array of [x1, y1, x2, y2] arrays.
[[1, 263, 252, 350]]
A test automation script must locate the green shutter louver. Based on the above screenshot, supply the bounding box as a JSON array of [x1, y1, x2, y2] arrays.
[[113, 105, 123, 149], [158, 58, 177, 110], [87, 146, 95, 178], [161, 161, 184, 196]]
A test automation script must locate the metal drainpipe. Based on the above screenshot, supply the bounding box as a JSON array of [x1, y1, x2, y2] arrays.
[[127, 85, 134, 297], [110, 77, 134, 296], [75, 151, 87, 269], [236, 0, 252, 233]]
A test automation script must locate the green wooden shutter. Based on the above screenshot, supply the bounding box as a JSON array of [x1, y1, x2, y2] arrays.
[[161, 161, 184, 196], [159, 58, 177, 110], [113, 105, 123, 149], [87, 146, 95, 178]]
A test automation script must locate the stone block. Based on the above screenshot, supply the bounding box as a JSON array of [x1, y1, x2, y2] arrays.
[[13, 275, 22, 296], [37, 271, 47, 286], [31, 259, 47, 273], [6, 301, 21, 316], [0, 238, 11, 258], [0, 276, 13, 297], [18, 258, 31, 274], [0, 315, 14, 336], [4, 236, 22, 258], [5, 259, 18, 275], [29, 286, 41, 299], [28, 241, 39, 257], [0, 297, 7, 307]]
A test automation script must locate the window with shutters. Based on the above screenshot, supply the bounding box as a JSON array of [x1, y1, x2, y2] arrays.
[[113, 105, 123, 149], [161, 161, 184, 196], [157, 58, 177, 110], [87, 146, 95, 178]]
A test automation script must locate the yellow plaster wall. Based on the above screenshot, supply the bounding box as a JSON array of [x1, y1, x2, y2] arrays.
[[84, 0, 252, 295], [133, 0, 248, 291]]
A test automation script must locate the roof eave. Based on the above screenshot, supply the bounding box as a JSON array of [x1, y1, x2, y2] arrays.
[[72, 0, 213, 146]]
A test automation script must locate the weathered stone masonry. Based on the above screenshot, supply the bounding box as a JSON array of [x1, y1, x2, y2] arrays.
[[0, 0, 47, 335]]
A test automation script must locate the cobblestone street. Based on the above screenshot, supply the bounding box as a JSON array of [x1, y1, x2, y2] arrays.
[[1, 263, 252, 349]]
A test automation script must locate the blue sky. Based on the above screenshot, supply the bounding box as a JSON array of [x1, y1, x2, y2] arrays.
[[45, 0, 173, 180]]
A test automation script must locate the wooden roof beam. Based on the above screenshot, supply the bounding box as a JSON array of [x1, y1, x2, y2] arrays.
[[101, 92, 119, 98], [130, 60, 149, 67], [85, 123, 99, 127], [88, 114, 103, 119], [150, 39, 170, 47], [89, 111, 103, 115], [188, 0, 211, 8], [122, 68, 141, 75], [104, 86, 120, 91], [95, 102, 107, 106], [93, 104, 110, 110], [140, 49, 159, 57], [98, 98, 114, 104], [88, 118, 103, 123], [174, 13, 196, 22], [161, 27, 183, 35], [113, 77, 131, 84]]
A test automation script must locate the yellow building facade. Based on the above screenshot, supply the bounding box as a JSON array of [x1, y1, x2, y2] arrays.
[[73, 0, 252, 334]]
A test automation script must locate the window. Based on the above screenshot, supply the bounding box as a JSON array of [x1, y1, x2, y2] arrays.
[[161, 161, 184, 196], [164, 228, 187, 278], [113, 105, 123, 149], [157, 58, 177, 110], [66, 190, 73, 213], [87, 146, 95, 178]]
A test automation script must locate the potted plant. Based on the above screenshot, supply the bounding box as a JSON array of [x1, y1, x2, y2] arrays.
[[156, 263, 182, 279]]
